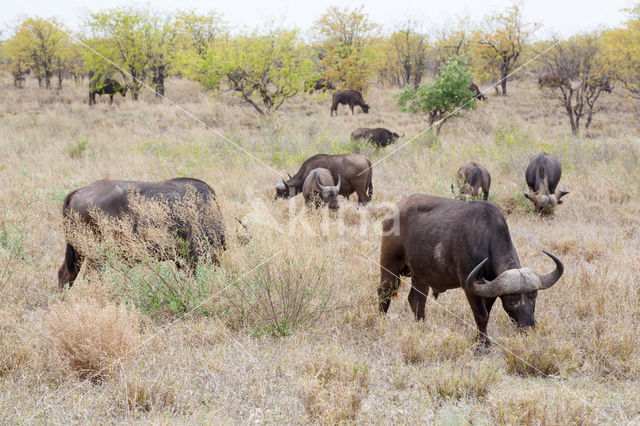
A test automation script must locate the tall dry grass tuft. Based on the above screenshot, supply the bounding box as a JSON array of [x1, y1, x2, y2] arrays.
[[499, 332, 578, 377], [298, 346, 370, 422], [43, 300, 141, 381], [426, 361, 501, 402], [488, 387, 597, 425]]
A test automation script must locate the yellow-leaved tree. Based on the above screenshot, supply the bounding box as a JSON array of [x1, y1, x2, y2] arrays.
[[3, 17, 69, 89], [471, 3, 540, 96], [312, 6, 380, 91], [601, 4, 640, 99]]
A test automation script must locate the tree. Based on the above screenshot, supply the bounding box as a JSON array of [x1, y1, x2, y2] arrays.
[[388, 21, 430, 88], [84, 7, 155, 100], [397, 55, 477, 135], [473, 3, 540, 95], [203, 29, 313, 115], [601, 5, 640, 99], [172, 10, 227, 81], [312, 6, 380, 91], [537, 34, 611, 135], [4, 17, 68, 89]]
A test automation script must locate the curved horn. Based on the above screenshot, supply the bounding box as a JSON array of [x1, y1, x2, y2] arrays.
[[335, 175, 341, 191], [465, 258, 489, 291], [314, 171, 329, 191], [538, 250, 563, 290], [282, 178, 289, 188], [287, 172, 293, 180], [465, 258, 541, 297]]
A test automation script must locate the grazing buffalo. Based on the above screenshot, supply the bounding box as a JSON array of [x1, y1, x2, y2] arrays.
[[469, 82, 486, 101], [455, 161, 491, 200], [89, 78, 127, 105], [586, 75, 612, 93], [275, 154, 373, 204], [58, 178, 226, 288], [538, 74, 566, 89], [378, 194, 564, 345], [525, 153, 569, 213], [308, 78, 336, 93], [302, 168, 341, 210], [351, 127, 402, 148], [330, 90, 370, 116]]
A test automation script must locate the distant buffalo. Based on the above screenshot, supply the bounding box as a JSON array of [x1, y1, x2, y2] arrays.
[[586, 75, 612, 93], [455, 162, 491, 200], [538, 74, 566, 89], [330, 90, 370, 116], [89, 78, 127, 105], [525, 153, 569, 213], [302, 168, 340, 210], [58, 178, 226, 288], [469, 82, 486, 101], [275, 153, 373, 204], [351, 127, 402, 148], [308, 78, 336, 93]]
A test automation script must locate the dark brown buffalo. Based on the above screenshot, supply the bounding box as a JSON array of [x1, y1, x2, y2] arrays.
[[455, 162, 491, 200], [525, 153, 569, 213], [330, 90, 370, 116], [302, 168, 340, 210], [89, 77, 127, 105], [469, 82, 486, 101], [586, 74, 613, 93], [58, 178, 225, 288], [275, 154, 373, 204], [351, 127, 402, 148], [308, 78, 336, 93], [378, 194, 564, 345], [538, 74, 566, 89]]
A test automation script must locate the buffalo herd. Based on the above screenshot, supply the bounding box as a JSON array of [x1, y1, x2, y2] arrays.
[[57, 76, 575, 349]]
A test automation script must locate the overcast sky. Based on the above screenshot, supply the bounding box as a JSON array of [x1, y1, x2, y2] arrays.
[[1, 0, 634, 38]]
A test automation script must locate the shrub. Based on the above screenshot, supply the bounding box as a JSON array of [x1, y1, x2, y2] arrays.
[[65, 137, 88, 159], [43, 300, 141, 381], [223, 255, 333, 336]]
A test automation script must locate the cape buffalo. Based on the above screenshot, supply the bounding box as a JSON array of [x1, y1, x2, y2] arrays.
[[469, 82, 486, 101], [454, 161, 491, 201], [58, 178, 225, 288], [330, 90, 370, 116], [538, 74, 566, 89], [525, 153, 569, 213], [275, 154, 373, 204], [351, 127, 403, 148], [378, 194, 564, 345], [89, 78, 127, 105], [586, 75, 612, 93], [308, 78, 336, 93], [302, 168, 340, 210]]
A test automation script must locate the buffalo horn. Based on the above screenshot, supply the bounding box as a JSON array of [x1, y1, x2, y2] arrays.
[[314, 171, 329, 191], [538, 250, 564, 289], [336, 175, 341, 191]]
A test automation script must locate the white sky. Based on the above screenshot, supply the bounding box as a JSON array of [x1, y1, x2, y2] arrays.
[[1, 0, 634, 38]]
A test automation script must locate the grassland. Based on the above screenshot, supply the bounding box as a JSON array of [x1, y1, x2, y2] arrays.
[[0, 76, 639, 423]]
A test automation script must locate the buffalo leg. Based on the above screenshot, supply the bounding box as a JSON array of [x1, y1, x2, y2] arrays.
[[408, 278, 428, 320], [109, 94, 114, 104], [464, 290, 491, 346], [378, 259, 404, 314], [350, 105, 354, 115], [356, 189, 371, 205]]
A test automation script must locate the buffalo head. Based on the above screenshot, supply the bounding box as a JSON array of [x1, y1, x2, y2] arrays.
[[465, 251, 563, 328], [361, 103, 370, 113], [315, 172, 340, 210], [525, 189, 569, 214]]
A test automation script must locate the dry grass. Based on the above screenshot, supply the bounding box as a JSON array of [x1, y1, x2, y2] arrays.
[[43, 299, 141, 381], [0, 76, 639, 422]]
